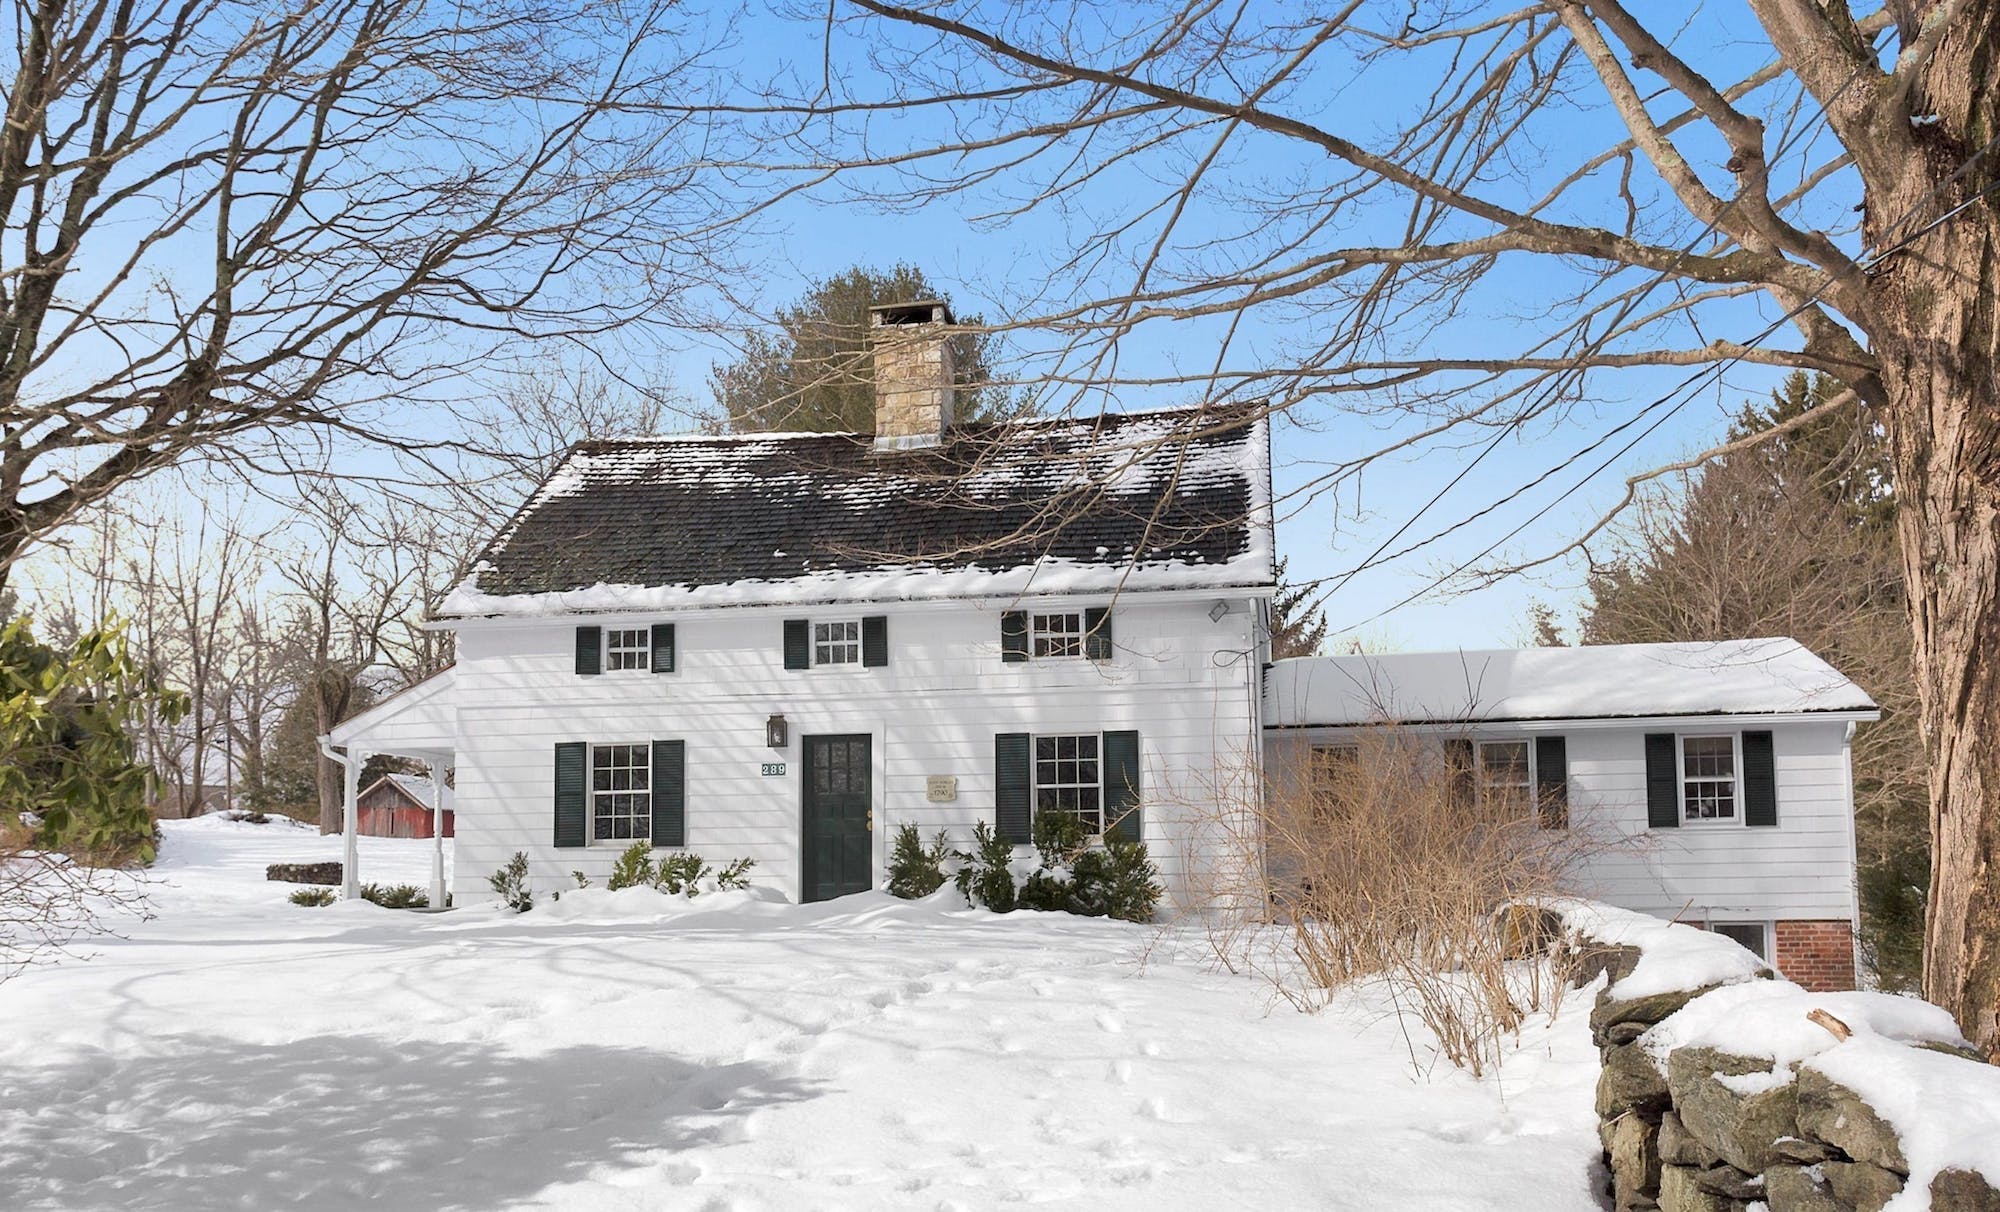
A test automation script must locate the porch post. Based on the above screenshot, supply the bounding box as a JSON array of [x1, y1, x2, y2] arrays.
[[428, 760, 447, 910], [342, 748, 365, 900]]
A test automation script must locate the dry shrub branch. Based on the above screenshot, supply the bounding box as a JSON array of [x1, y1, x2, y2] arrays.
[[1181, 731, 1613, 1077]]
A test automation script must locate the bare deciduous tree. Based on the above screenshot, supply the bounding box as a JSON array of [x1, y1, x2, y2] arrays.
[[767, 0, 2000, 1049], [0, 0, 735, 586]]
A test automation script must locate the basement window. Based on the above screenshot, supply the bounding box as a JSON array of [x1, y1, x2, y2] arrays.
[[1710, 921, 1769, 961]]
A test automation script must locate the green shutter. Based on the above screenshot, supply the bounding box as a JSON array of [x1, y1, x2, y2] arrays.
[[1645, 733, 1680, 828], [652, 739, 685, 847], [1742, 730, 1777, 827], [574, 626, 601, 676], [554, 742, 587, 847], [995, 732, 1031, 843], [1000, 611, 1028, 663], [862, 615, 888, 667], [1084, 607, 1113, 662], [651, 623, 675, 674], [1535, 735, 1568, 830], [783, 619, 809, 670], [1103, 730, 1141, 843]]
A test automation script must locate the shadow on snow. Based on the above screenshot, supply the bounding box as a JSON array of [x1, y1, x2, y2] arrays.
[[0, 1033, 817, 1210]]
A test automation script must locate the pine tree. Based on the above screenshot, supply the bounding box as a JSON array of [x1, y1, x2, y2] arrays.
[[1580, 373, 1925, 988], [710, 264, 1028, 433], [1269, 557, 1328, 660]]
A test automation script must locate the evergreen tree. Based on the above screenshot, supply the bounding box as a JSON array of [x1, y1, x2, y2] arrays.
[[1581, 373, 1925, 988], [710, 264, 1028, 433], [1269, 557, 1328, 660]]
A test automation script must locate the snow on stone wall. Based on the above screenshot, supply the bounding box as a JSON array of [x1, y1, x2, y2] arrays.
[[1565, 902, 2000, 1212]]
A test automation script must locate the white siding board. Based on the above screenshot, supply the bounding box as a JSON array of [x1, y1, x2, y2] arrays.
[[444, 596, 1261, 907], [1271, 718, 1860, 925]]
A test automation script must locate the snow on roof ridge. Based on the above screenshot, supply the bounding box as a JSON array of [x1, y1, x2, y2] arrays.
[[575, 399, 1259, 447]]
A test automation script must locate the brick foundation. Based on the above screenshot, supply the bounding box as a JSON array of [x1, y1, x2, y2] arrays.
[[1773, 919, 1857, 991]]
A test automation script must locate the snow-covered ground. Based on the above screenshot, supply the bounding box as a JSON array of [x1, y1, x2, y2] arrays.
[[0, 818, 1605, 1211]]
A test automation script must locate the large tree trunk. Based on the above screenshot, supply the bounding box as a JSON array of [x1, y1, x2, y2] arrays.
[[313, 675, 351, 836], [1870, 14, 2000, 1054]]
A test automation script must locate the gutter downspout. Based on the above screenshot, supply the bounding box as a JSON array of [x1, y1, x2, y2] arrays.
[[317, 737, 363, 900]]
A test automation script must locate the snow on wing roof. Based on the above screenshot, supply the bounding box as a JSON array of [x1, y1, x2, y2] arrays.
[[1264, 639, 1878, 727], [440, 403, 1273, 617]]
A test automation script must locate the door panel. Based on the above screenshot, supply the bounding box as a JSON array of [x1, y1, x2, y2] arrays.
[[802, 734, 872, 902]]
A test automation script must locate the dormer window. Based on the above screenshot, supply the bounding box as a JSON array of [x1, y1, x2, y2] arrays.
[[813, 620, 861, 666], [605, 628, 650, 672]]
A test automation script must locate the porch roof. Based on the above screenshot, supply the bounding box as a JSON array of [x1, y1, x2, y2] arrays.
[[328, 668, 456, 756]]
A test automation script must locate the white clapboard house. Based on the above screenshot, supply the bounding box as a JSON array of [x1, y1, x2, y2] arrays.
[[1264, 642, 1879, 988], [325, 302, 1878, 988]]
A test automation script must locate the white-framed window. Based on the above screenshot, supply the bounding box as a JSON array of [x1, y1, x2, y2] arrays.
[[605, 627, 649, 672], [1031, 612, 1085, 659], [1681, 734, 1739, 822], [591, 743, 651, 842], [813, 620, 860, 666], [1710, 921, 1769, 961], [1477, 740, 1533, 816], [1035, 733, 1102, 832]]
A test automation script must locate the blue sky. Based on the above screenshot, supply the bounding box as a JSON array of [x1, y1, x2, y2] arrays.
[[22, 2, 1840, 651]]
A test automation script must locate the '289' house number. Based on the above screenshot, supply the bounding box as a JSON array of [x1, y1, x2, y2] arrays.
[[760, 762, 786, 777]]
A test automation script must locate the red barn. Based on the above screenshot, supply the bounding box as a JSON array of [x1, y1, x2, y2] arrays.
[[355, 774, 455, 839]]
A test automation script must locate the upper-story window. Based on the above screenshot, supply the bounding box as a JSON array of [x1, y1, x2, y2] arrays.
[[814, 620, 861, 666], [1477, 740, 1533, 815], [1032, 612, 1085, 659], [1682, 735, 1738, 821], [605, 628, 650, 672]]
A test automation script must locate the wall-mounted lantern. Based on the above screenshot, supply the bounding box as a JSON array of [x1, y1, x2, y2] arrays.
[[766, 714, 788, 749]]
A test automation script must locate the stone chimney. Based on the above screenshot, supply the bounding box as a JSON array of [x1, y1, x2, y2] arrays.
[[869, 300, 956, 451]]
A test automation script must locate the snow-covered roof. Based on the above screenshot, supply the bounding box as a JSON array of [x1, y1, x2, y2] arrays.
[[1264, 639, 1879, 728], [376, 773, 454, 810], [439, 402, 1273, 617]]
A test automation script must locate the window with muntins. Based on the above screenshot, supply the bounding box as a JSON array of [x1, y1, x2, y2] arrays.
[[814, 620, 860, 666], [605, 628, 649, 672], [592, 743, 651, 841], [1682, 735, 1738, 821], [1035, 734, 1102, 831], [1031, 612, 1084, 659], [1477, 740, 1533, 815]]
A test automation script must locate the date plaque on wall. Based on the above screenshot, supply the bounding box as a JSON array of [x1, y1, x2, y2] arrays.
[[925, 776, 958, 803]]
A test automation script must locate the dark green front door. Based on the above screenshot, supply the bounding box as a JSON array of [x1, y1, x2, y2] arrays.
[[803, 734, 872, 902]]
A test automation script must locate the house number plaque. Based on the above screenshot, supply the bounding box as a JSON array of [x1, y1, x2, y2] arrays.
[[761, 763, 786, 777], [926, 776, 958, 803]]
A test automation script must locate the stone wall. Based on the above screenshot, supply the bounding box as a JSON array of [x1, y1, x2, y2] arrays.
[[1574, 918, 2000, 1212]]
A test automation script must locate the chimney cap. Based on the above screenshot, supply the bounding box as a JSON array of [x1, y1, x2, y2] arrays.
[[868, 299, 955, 328]]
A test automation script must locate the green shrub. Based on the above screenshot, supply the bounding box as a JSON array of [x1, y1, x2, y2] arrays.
[[1068, 840, 1163, 923], [359, 883, 428, 910], [606, 841, 655, 890], [289, 887, 335, 907], [715, 857, 755, 890], [654, 851, 710, 896], [1031, 810, 1090, 868], [571, 870, 591, 889], [1, 617, 186, 865], [887, 824, 951, 898], [1015, 867, 1070, 913], [488, 851, 533, 912], [954, 821, 1017, 912]]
